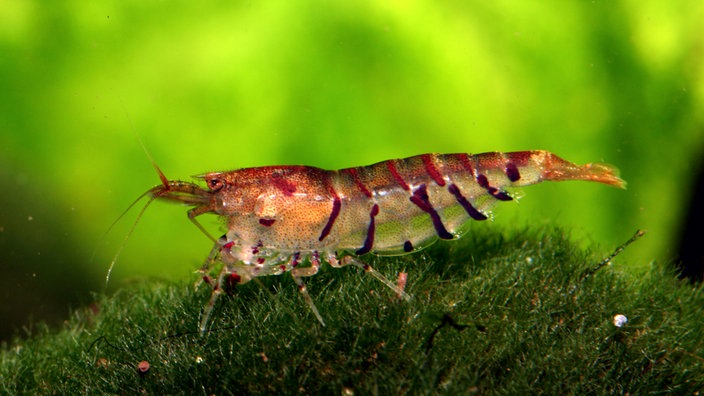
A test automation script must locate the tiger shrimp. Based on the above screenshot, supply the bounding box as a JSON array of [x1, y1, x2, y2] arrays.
[[120, 150, 625, 332]]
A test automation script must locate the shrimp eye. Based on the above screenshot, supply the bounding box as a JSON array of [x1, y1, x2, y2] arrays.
[[208, 178, 225, 192]]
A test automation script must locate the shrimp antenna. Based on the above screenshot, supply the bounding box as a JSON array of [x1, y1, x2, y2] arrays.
[[105, 193, 159, 286], [102, 103, 216, 286], [100, 102, 170, 287], [122, 103, 170, 189]]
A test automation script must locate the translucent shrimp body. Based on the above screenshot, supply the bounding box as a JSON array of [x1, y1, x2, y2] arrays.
[[142, 150, 625, 331]]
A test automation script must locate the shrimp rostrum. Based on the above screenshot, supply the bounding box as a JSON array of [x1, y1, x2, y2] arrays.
[[135, 150, 625, 332]]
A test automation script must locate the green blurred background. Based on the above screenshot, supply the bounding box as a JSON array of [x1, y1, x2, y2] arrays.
[[1, 1, 702, 340]]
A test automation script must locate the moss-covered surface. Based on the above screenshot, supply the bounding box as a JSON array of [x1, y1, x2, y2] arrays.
[[2, 227, 702, 394]]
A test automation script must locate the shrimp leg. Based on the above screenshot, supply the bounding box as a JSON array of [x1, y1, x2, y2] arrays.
[[329, 255, 411, 301], [291, 252, 325, 325]]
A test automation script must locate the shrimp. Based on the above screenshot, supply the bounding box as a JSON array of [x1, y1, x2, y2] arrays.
[[121, 150, 625, 332]]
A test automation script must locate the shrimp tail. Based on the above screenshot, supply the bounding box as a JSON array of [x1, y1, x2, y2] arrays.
[[534, 151, 626, 188]]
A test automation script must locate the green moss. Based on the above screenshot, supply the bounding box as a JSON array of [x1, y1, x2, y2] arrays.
[[2, 227, 703, 394]]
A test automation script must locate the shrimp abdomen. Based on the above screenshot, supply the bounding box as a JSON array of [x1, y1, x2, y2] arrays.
[[332, 151, 624, 255]]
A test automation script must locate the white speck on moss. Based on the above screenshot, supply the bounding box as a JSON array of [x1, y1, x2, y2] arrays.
[[613, 314, 628, 327]]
